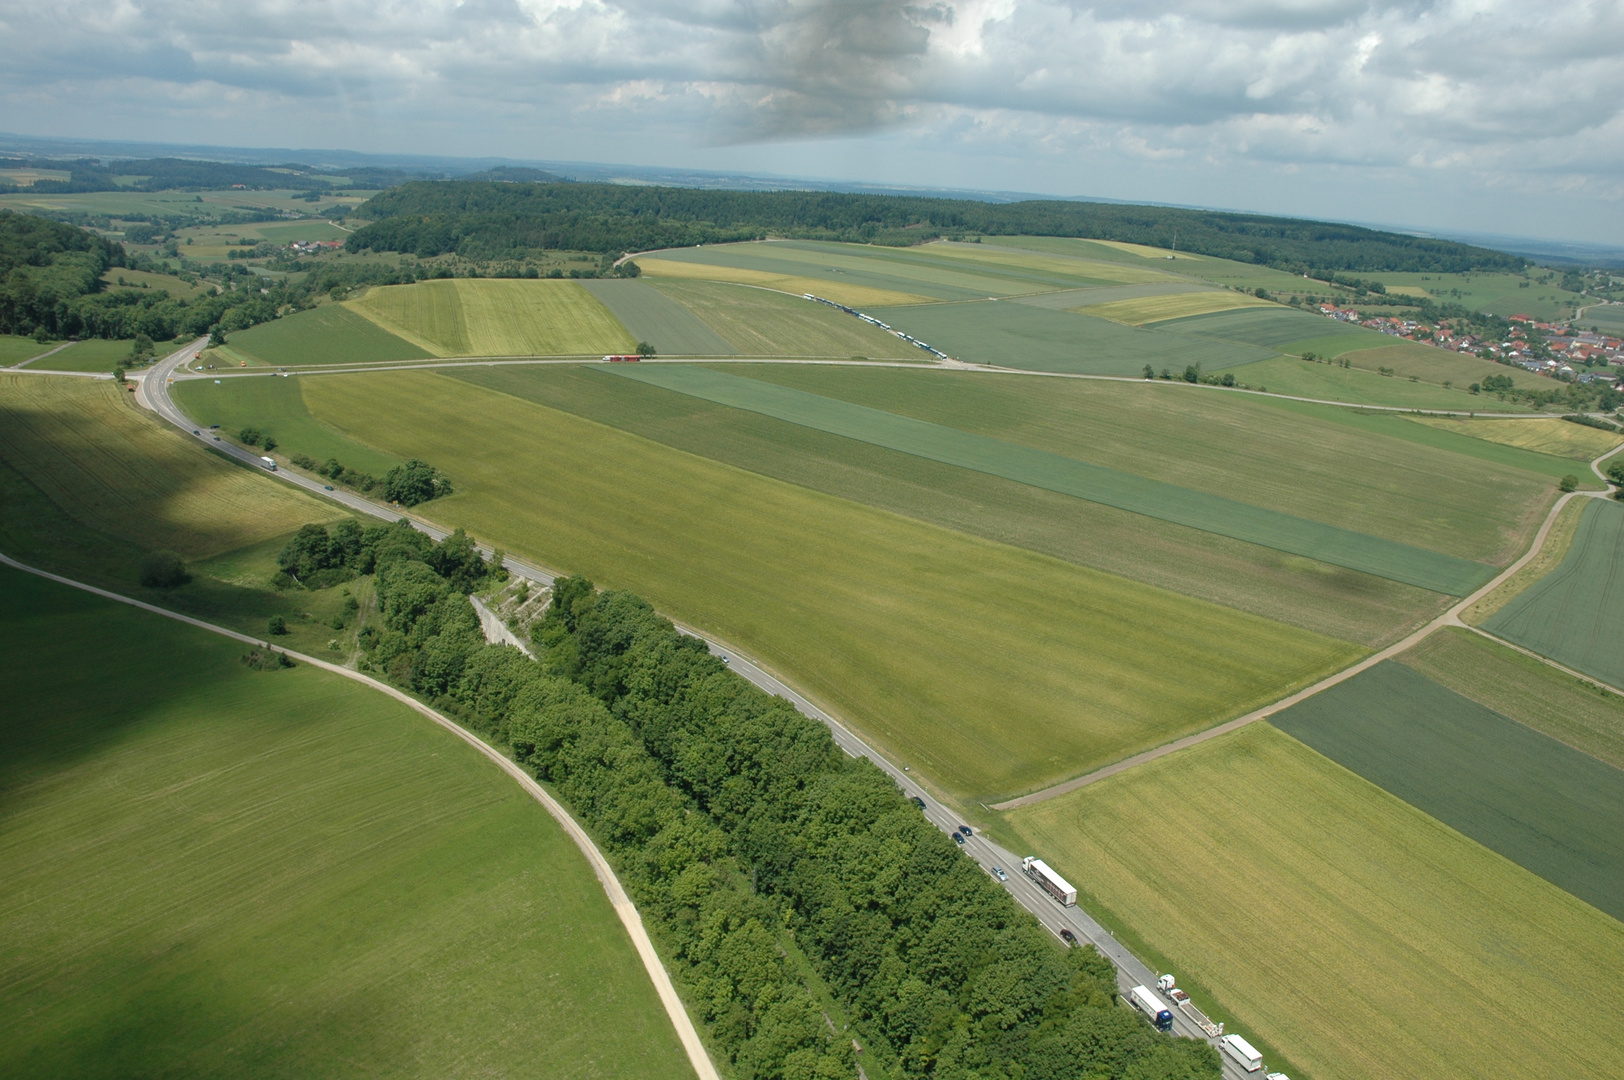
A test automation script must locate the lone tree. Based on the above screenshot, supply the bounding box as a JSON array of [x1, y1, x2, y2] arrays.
[[138, 550, 190, 588], [1560, 474, 1579, 492], [636, 340, 657, 357], [382, 459, 453, 507]]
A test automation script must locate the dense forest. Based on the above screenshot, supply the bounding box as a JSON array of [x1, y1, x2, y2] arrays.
[[278, 519, 1220, 1080], [345, 180, 1524, 273]]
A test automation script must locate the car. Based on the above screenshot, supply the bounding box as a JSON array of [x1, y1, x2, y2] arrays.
[[209, 425, 219, 429], [192, 429, 199, 435], [323, 484, 334, 490], [909, 796, 926, 810], [212, 435, 221, 441], [953, 833, 965, 845], [992, 866, 1008, 882], [1059, 929, 1077, 946], [958, 825, 972, 837]]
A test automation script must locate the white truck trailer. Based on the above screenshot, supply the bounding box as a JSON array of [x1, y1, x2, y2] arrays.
[[1221, 1034, 1264, 1073], [1020, 857, 1077, 906], [1128, 985, 1174, 1031], [259, 456, 277, 470]]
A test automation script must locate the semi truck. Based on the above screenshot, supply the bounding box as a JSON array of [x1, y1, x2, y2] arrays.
[[1020, 857, 1077, 906], [1128, 985, 1174, 1031], [1221, 1034, 1264, 1073]]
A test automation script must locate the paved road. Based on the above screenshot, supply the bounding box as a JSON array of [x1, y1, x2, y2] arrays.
[[134, 339, 1257, 1075]]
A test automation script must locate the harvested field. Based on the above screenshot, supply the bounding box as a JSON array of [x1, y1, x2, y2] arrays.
[[1269, 660, 1624, 919], [216, 304, 431, 367], [1003, 723, 1624, 1080], [636, 256, 932, 307], [1410, 416, 1624, 460], [347, 279, 636, 356], [576, 279, 735, 355], [1077, 290, 1273, 324], [646, 280, 913, 357]]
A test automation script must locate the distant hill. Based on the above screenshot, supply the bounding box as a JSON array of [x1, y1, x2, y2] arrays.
[[345, 180, 1525, 273], [0, 157, 428, 195], [457, 166, 564, 184]]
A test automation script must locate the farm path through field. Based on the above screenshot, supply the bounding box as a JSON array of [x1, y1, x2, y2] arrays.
[[0, 546, 720, 1080], [8, 340, 77, 369]]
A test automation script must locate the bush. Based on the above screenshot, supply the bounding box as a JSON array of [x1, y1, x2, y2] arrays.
[[239, 427, 264, 447], [1560, 474, 1579, 492], [382, 459, 452, 506], [267, 614, 288, 635], [138, 550, 190, 588]]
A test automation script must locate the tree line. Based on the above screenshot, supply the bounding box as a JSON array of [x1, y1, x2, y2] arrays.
[[274, 521, 1220, 1080], [345, 179, 1524, 274]]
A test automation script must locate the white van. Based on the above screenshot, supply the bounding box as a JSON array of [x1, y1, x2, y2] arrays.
[[1221, 1034, 1264, 1073]]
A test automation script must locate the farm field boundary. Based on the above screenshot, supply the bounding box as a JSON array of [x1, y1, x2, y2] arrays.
[[635, 256, 936, 307], [1410, 415, 1624, 460], [0, 554, 717, 1080], [1268, 659, 1624, 921], [1076, 290, 1274, 325], [600, 364, 1497, 595], [215, 304, 432, 367], [1010, 282, 1214, 310], [576, 279, 736, 355], [347, 279, 637, 357]]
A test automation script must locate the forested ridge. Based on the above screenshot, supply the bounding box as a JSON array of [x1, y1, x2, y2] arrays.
[[347, 179, 1523, 273], [283, 518, 1219, 1080]]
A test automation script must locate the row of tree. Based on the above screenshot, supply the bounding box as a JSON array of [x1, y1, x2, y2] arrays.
[[313, 529, 1219, 1080]]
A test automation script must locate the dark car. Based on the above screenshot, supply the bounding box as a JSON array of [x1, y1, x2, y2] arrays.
[[323, 485, 335, 490], [953, 833, 965, 845], [958, 825, 972, 837], [910, 796, 926, 810], [1059, 929, 1077, 946]]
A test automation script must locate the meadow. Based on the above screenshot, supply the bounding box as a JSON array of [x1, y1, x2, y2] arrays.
[[1483, 497, 1624, 689], [347, 279, 636, 356], [1221, 355, 1525, 411], [1154, 305, 1387, 353], [1074, 289, 1273, 324], [0, 569, 691, 1080], [173, 374, 401, 475], [214, 303, 432, 367], [298, 369, 1361, 801], [1269, 660, 1624, 920], [646, 280, 915, 356], [0, 335, 50, 365], [1401, 626, 1624, 771], [1003, 723, 1624, 1080], [1369, 270, 1583, 320], [101, 267, 213, 298], [608, 364, 1496, 594], [989, 236, 1317, 294], [1410, 415, 1624, 460], [577, 279, 737, 355], [1333, 341, 1522, 388], [444, 364, 1450, 647], [730, 365, 1555, 565], [1584, 303, 1624, 334], [636, 256, 931, 307], [27, 339, 145, 373]]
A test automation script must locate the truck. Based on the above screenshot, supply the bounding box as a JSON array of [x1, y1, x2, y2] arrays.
[[1221, 1034, 1264, 1073], [1021, 857, 1077, 906], [601, 354, 640, 362], [259, 456, 277, 471], [1128, 985, 1174, 1031]]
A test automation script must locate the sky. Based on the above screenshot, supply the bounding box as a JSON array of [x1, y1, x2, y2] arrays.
[[5, 0, 1623, 244]]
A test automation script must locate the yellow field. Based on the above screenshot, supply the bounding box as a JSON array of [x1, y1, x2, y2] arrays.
[[635, 258, 931, 307], [347, 279, 637, 356], [1077, 290, 1274, 325], [925, 242, 1186, 283], [1411, 416, 1624, 461], [1004, 723, 1624, 1080], [0, 375, 338, 558], [1084, 239, 1199, 260]]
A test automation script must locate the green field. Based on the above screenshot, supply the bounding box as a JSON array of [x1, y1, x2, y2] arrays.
[[1222, 355, 1526, 411], [0, 569, 691, 1080], [102, 268, 213, 298], [869, 300, 1275, 374], [647, 280, 916, 356], [577, 279, 736, 354], [1484, 497, 1624, 688], [1582, 304, 1624, 334], [731, 365, 1555, 565], [215, 304, 432, 367], [1003, 723, 1624, 1080], [27, 339, 148, 373], [990, 236, 1318, 294], [1269, 660, 1624, 919], [173, 374, 401, 476], [347, 279, 636, 356], [1153, 305, 1382, 352], [1401, 627, 1624, 771], [298, 369, 1361, 800], [607, 365, 1494, 594], [1369, 270, 1584, 320], [1336, 341, 1518, 388], [0, 336, 59, 365], [1410, 416, 1624, 460], [442, 364, 1449, 647], [1076, 290, 1274, 324], [638, 256, 934, 307]]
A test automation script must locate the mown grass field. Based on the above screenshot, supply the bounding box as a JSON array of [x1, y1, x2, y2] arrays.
[[173, 374, 401, 475], [28, 339, 145, 373], [915, 240, 1186, 286], [1155, 305, 1380, 350], [1484, 497, 1624, 689], [992, 236, 1315, 294], [300, 370, 1361, 800], [101, 268, 213, 298], [1003, 723, 1624, 1080], [1335, 341, 1516, 388], [609, 364, 1494, 594], [1269, 660, 1624, 920], [444, 364, 1450, 647], [1370, 270, 1583, 321], [1222, 355, 1526, 411], [0, 335, 50, 365], [1401, 626, 1624, 771], [637, 256, 931, 307], [0, 375, 334, 558], [1585, 304, 1624, 334], [217, 304, 432, 367], [732, 365, 1554, 565], [1411, 416, 1624, 460], [1076, 289, 1273, 324], [646, 280, 914, 356], [577, 279, 737, 355], [348, 279, 636, 356], [0, 569, 692, 1080]]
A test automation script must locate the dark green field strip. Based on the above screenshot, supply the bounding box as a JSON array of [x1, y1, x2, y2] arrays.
[[869, 300, 1275, 374], [577, 279, 736, 355], [1154, 306, 1375, 348], [1012, 282, 1217, 310], [1270, 661, 1624, 921], [1485, 499, 1624, 689], [224, 304, 432, 366], [602, 365, 1495, 594]]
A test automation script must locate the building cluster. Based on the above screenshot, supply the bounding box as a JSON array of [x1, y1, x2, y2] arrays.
[[287, 239, 344, 254]]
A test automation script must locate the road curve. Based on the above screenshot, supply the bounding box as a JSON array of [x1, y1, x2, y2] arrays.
[[0, 548, 721, 1080]]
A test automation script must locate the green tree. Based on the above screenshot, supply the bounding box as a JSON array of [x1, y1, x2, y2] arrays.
[[382, 459, 452, 506], [267, 614, 288, 635], [1560, 474, 1579, 492], [636, 340, 657, 357], [138, 550, 189, 588]]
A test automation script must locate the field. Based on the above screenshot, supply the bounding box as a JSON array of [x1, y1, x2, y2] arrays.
[[992, 236, 1317, 294], [172, 374, 401, 476], [1483, 497, 1624, 688], [0, 336, 58, 365], [297, 369, 1362, 801], [577, 279, 737, 355], [636, 256, 931, 307], [1410, 415, 1624, 460], [1369, 270, 1584, 321], [0, 188, 372, 222], [647, 280, 918, 357], [1222, 355, 1525, 411], [442, 364, 1449, 647], [27, 339, 147, 373], [0, 569, 691, 1080], [1075, 289, 1273, 324], [1154, 305, 1387, 353], [214, 304, 432, 367], [869, 300, 1275, 374], [1334, 341, 1519, 388], [0, 374, 335, 558], [913, 240, 1187, 286], [1400, 626, 1624, 770], [347, 279, 636, 356], [101, 267, 213, 298], [1461, 497, 1587, 623], [1269, 660, 1624, 919], [1002, 723, 1624, 1080], [729, 365, 1555, 566], [1583, 303, 1624, 334], [607, 364, 1495, 594]]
